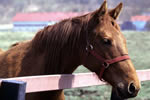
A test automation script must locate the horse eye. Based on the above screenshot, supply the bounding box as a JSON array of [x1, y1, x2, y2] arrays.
[[103, 38, 112, 45], [111, 21, 115, 26]]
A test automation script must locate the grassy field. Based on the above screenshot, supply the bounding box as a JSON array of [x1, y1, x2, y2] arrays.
[[0, 31, 150, 100]]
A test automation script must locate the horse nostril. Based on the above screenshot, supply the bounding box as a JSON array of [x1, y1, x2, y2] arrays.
[[128, 82, 136, 95]]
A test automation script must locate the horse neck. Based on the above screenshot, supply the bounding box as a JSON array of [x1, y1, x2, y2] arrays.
[[57, 24, 88, 74], [43, 32, 86, 75], [57, 50, 82, 74]]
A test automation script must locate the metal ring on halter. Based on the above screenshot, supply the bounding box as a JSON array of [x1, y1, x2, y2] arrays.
[[102, 62, 109, 68], [86, 44, 93, 51], [89, 44, 93, 50]]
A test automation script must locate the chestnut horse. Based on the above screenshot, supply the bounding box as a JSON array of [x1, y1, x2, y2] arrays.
[[9, 42, 22, 48], [0, 42, 21, 54], [0, 49, 3, 54], [0, 1, 140, 100]]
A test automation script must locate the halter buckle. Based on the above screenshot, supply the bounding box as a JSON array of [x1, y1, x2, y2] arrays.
[[102, 62, 109, 68]]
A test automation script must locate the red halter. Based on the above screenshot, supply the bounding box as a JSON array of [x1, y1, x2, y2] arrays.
[[86, 44, 130, 80]]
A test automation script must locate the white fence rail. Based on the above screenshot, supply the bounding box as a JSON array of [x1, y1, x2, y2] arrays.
[[1, 69, 150, 93]]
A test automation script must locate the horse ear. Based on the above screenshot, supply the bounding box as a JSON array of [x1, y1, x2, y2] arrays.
[[109, 2, 123, 20], [96, 1, 107, 16]]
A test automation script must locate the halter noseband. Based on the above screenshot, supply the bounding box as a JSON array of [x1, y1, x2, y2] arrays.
[[86, 44, 130, 81]]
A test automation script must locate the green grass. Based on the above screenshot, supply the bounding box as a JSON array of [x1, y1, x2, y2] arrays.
[[0, 31, 150, 100]]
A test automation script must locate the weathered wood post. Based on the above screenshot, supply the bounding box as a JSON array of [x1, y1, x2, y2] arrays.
[[0, 80, 26, 100]]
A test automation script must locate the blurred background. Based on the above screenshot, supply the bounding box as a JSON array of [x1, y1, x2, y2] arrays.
[[0, 0, 150, 100]]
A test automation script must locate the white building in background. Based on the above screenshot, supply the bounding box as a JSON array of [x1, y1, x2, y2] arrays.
[[12, 12, 81, 32]]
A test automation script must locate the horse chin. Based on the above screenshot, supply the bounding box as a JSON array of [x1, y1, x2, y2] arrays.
[[115, 87, 138, 99], [95, 71, 138, 99]]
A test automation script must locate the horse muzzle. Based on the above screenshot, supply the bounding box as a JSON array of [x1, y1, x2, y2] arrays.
[[115, 82, 140, 99]]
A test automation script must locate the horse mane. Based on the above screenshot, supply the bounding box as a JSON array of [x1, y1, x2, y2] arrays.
[[31, 14, 92, 74]]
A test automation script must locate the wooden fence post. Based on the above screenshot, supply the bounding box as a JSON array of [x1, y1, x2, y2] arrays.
[[0, 80, 26, 100]]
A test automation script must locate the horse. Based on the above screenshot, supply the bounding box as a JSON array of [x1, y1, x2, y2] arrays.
[[9, 42, 22, 48], [9, 41, 29, 48], [0, 48, 3, 54], [0, 42, 20, 54], [0, 1, 140, 100]]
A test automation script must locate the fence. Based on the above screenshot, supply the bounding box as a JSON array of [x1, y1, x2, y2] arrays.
[[0, 69, 150, 100]]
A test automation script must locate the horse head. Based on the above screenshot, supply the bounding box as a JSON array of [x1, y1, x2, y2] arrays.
[[83, 1, 140, 99]]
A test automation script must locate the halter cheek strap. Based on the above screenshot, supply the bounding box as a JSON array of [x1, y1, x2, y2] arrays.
[[87, 44, 130, 81]]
